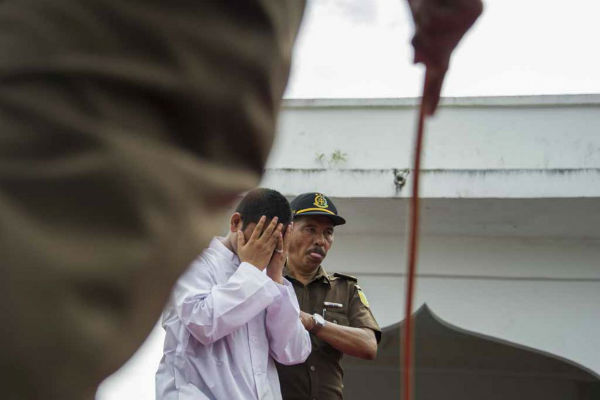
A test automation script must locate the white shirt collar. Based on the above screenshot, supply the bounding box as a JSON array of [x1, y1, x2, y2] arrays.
[[210, 237, 240, 264]]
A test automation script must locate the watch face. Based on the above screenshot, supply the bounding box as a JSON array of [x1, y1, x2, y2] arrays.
[[314, 313, 325, 326]]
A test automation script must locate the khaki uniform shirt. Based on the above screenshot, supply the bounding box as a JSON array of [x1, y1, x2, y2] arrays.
[[277, 266, 381, 400]]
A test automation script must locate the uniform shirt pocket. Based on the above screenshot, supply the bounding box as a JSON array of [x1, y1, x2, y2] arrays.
[[324, 310, 349, 326]]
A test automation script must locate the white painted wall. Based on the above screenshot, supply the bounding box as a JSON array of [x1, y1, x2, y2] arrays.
[[264, 95, 600, 199], [270, 96, 600, 171], [330, 234, 600, 280], [264, 96, 600, 375]]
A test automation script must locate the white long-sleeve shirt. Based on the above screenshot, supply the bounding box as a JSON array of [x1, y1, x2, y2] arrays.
[[156, 237, 311, 400]]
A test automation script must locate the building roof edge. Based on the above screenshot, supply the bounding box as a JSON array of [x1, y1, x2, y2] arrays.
[[282, 94, 600, 109]]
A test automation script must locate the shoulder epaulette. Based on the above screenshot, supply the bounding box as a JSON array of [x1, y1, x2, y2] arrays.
[[331, 272, 358, 282]]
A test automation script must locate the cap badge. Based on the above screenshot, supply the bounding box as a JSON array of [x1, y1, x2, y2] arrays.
[[314, 193, 328, 208]]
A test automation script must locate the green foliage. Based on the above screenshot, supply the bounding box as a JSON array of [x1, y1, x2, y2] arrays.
[[315, 150, 348, 167], [330, 149, 347, 164]]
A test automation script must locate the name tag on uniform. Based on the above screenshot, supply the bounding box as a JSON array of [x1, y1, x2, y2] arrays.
[[322, 302, 344, 319]]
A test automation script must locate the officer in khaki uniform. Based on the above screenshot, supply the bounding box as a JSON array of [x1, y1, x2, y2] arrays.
[[277, 193, 381, 400]]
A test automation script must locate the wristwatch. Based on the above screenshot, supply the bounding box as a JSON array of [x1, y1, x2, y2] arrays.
[[310, 313, 326, 333]]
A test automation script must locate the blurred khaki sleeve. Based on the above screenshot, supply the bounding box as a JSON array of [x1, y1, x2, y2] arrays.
[[0, 0, 305, 398]]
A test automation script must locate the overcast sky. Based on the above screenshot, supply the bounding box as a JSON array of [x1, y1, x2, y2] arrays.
[[285, 0, 600, 99], [96, 1, 600, 399]]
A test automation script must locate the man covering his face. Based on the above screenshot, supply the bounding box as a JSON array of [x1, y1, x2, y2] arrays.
[[156, 188, 311, 400]]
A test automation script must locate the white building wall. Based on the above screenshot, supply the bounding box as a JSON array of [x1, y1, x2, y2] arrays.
[[328, 233, 600, 375], [264, 95, 600, 198], [269, 95, 600, 170], [264, 95, 600, 376]]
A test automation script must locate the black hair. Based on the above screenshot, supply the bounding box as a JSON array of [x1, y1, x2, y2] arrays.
[[235, 188, 292, 229]]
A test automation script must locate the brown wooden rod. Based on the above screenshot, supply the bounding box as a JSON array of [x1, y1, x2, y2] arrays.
[[402, 74, 429, 400]]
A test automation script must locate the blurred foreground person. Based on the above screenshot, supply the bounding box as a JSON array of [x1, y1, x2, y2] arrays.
[[0, 1, 306, 398], [0, 0, 481, 398], [156, 188, 310, 399]]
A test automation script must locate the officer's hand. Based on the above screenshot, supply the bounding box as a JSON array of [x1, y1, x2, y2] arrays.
[[267, 223, 292, 284], [237, 216, 283, 271], [407, 0, 483, 115], [299, 311, 315, 331]]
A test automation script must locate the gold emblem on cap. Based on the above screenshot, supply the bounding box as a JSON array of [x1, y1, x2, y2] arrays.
[[313, 193, 328, 208]]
